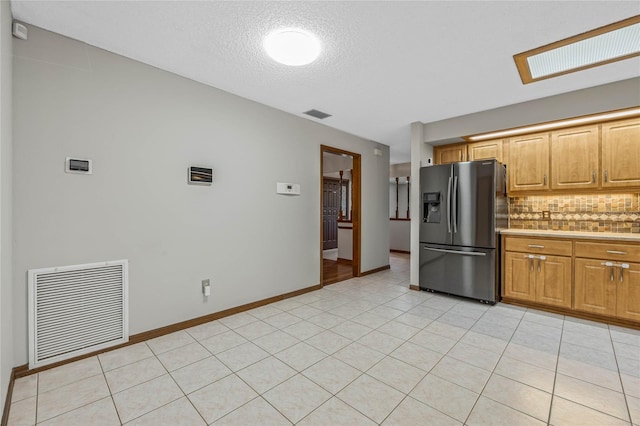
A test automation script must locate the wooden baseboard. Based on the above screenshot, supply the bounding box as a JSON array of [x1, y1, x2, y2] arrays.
[[1, 369, 14, 426], [390, 249, 410, 254], [360, 265, 390, 276], [1, 364, 28, 426], [409, 285, 420, 291], [501, 297, 640, 330], [13, 283, 322, 379], [336, 258, 352, 264]]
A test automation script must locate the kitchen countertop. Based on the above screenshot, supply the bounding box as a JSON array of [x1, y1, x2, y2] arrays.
[[500, 228, 640, 242]]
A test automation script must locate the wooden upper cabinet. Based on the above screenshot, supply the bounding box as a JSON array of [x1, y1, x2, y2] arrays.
[[508, 133, 549, 193], [467, 139, 504, 163], [433, 114, 640, 193], [433, 144, 467, 164], [550, 125, 599, 190], [602, 118, 640, 188], [434, 144, 466, 164]]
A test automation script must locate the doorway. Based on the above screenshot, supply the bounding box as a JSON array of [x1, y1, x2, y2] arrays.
[[320, 145, 361, 286]]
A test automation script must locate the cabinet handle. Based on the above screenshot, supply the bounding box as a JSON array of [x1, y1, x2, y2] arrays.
[[604, 170, 608, 182], [528, 244, 545, 249], [592, 171, 596, 183], [543, 174, 547, 186], [606, 250, 627, 255], [529, 256, 534, 271], [601, 262, 614, 281], [619, 263, 630, 283], [537, 259, 541, 272]]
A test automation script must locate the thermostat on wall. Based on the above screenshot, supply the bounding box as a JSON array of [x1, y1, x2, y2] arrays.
[[276, 182, 300, 195], [65, 157, 92, 174]]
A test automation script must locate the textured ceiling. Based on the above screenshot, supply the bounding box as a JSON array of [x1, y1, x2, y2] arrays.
[[10, 1, 640, 164]]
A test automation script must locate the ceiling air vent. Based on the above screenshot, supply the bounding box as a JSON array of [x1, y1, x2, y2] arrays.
[[304, 109, 332, 120]]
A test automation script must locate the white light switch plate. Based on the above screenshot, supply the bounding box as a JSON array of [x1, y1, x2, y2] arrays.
[[276, 182, 301, 195]]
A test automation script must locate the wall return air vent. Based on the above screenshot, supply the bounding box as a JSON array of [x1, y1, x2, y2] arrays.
[[28, 260, 129, 368]]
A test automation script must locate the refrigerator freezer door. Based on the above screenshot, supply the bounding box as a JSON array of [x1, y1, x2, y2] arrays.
[[420, 164, 453, 245], [452, 161, 496, 249], [419, 243, 497, 303]]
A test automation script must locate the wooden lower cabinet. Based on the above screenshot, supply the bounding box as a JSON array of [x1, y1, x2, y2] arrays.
[[575, 259, 640, 321], [503, 252, 535, 301], [616, 262, 640, 322], [537, 255, 572, 308], [503, 251, 571, 308], [574, 258, 617, 316], [503, 235, 640, 326]]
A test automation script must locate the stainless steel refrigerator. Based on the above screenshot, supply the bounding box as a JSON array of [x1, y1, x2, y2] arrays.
[[419, 159, 507, 303]]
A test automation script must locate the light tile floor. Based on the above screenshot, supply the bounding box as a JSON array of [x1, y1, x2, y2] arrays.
[[8, 253, 640, 425]]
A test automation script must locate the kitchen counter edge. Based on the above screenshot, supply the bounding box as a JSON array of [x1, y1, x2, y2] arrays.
[[499, 229, 640, 242]]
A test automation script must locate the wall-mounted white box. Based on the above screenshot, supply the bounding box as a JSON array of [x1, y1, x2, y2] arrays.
[[276, 182, 300, 195], [65, 157, 92, 174]]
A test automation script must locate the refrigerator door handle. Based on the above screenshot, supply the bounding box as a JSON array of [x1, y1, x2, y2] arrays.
[[452, 175, 458, 234], [446, 176, 452, 233], [423, 247, 487, 256]]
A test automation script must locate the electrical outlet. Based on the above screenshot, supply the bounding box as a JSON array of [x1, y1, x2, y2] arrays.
[[542, 211, 551, 219], [202, 279, 210, 297]]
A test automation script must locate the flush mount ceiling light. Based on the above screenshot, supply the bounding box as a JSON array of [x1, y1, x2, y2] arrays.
[[514, 15, 640, 84], [466, 107, 640, 141], [264, 29, 321, 66]]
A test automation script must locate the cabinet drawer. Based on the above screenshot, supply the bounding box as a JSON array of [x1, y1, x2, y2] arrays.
[[575, 242, 640, 261], [504, 237, 572, 256]]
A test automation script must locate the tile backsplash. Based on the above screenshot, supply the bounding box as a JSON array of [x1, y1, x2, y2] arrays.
[[509, 193, 640, 233]]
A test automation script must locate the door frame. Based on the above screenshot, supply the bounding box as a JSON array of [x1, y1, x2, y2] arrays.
[[320, 145, 361, 285]]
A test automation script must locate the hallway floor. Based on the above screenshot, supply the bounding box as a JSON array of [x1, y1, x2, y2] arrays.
[[8, 253, 640, 425]]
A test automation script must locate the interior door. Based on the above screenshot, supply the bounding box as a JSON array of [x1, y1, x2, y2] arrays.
[[323, 178, 340, 250]]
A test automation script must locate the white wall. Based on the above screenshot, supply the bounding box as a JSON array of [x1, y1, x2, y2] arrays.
[[337, 224, 352, 260], [389, 181, 409, 218], [410, 123, 431, 286], [323, 155, 353, 173], [389, 221, 410, 252], [422, 78, 640, 144], [389, 162, 411, 252], [11, 25, 390, 365], [0, 0, 13, 410], [0, 1, 15, 409]]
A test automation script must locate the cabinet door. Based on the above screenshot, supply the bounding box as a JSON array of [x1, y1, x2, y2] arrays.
[[468, 140, 503, 163], [602, 118, 640, 188], [434, 144, 466, 164], [617, 262, 640, 322], [508, 133, 549, 193], [537, 255, 572, 308], [574, 258, 617, 316], [551, 125, 599, 190], [503, 252, 535, 301]]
